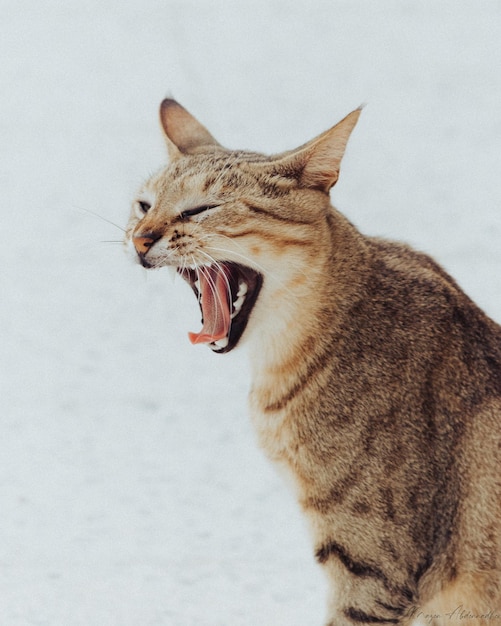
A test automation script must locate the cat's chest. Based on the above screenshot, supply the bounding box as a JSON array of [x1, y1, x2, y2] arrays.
[[246, 342, 344, 491], [248, 396, 304, 496], [248, 384, 315, 493], [248, 392, 290, 461]]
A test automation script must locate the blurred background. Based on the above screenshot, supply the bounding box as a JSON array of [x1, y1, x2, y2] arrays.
[[1, 1, 500, 624]]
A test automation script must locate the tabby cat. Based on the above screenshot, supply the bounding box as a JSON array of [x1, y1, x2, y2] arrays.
[[126, 99, 501, 625]]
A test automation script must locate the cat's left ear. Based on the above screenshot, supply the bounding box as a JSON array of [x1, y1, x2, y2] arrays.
[[159, 99, 222, 159], [272, 107, 362, 192]]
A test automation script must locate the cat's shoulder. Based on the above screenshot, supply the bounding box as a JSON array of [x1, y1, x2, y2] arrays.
[[360, 235, 501, 342], [366, 236, 465, 298]]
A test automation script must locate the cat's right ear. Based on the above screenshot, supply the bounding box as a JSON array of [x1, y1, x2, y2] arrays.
[[270, 107, 362, 193], [159, 99, 221, 159]]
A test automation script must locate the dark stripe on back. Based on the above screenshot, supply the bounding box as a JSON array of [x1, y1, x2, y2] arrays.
[[315, 541, 414, 603], [344, 608, 400, 624], [315, 541, 387, 581], [264, 345, 333, 412], [375, 601, 406, 616]]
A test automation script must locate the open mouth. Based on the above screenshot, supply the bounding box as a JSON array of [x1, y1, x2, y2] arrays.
[[177, 262, 263, 354]]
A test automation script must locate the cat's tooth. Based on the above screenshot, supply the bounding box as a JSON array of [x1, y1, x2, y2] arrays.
[[231, 282, 248, 319], [237, 282, 248, 297], [194, 279, 201, 292], [214, 337, 229, 348], [231, 298, 244, 318]]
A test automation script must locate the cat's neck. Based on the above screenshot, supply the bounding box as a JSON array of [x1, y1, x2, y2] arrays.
[[247, 207, 369, 403]]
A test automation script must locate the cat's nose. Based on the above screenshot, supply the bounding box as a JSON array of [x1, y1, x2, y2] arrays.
[[133, 233, 158, 255]]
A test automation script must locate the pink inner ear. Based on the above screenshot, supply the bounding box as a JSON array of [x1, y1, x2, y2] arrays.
[[301, 147, 340, 191], [281, 107, 362, 192], [160, 99, 221, 154], [188, 266, 231, 345]]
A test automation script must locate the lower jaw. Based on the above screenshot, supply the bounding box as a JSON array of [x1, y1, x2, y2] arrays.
[[210, 336, 230, 352], [207, 320, 248, 354]]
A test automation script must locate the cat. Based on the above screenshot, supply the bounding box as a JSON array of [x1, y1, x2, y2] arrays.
[[125, 99, 501, 626]]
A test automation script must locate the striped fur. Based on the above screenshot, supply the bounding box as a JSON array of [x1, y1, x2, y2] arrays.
[[126, 100, 501, 625]]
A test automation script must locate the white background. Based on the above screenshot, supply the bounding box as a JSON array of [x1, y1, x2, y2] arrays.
[[1, 1, 500, 624]]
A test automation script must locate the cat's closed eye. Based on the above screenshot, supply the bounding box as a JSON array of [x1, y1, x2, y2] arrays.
[[138, 200, 151, 214], [180, 205, 218, 220]]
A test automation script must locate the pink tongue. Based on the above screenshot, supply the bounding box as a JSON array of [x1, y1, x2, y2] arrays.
[[188, 265, 231, 345]]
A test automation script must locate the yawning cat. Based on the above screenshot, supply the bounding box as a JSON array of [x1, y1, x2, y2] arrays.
[[126, 99, 501, 625]]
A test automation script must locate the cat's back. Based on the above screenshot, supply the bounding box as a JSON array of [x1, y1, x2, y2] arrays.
[[340, 236, 501, 402], [327, 234, 501, 468], [306, 235, 501, 575], [360, 237, 501, 367]]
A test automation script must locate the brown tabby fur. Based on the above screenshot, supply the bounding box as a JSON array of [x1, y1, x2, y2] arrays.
[[126, 99, 501, 625]]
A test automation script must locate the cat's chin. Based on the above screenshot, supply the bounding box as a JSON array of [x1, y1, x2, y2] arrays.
[[177, 262, 263, 354]]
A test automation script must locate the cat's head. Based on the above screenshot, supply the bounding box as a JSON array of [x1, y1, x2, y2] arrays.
[[126, 99, 360, 354]]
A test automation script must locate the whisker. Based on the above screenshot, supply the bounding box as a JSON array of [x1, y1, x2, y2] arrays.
[[196, 250, 233, 338], [200, 243, 302, 301], [203, 231, 311, 282], [201, 241, 282, 287], [71, 205, 127, 233]]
